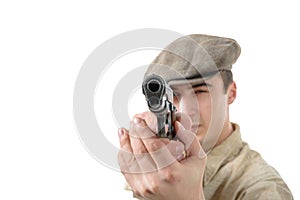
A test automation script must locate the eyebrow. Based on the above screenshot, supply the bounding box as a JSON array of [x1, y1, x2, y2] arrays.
[[192, 82, 213, 88], [171, 82, 213, 93]]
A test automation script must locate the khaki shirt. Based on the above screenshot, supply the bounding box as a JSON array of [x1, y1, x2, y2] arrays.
[[126, 123, 293, 199], [203, 123, 293, 199]]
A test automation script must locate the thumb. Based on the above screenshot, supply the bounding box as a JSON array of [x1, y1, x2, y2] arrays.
[[175, 121, 206, 160], [175, 112, 192, 130]]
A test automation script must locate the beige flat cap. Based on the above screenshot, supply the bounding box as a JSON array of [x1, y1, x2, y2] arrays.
[[144, 34, 241, 85]]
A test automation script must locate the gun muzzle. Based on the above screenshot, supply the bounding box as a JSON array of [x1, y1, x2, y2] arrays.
[[142, 74, 176, 139]]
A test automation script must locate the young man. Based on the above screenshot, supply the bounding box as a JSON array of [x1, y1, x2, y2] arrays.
[[118, 34, 293, 199]]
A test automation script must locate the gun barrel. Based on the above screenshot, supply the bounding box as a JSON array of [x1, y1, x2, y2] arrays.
[[142, 74, 176, 139]]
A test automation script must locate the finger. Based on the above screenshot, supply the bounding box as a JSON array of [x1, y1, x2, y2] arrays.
[[118, 128, 154, 197], [129, 118, 157, 173], [129, 117, 154, 139], [118, 128, 141, 173], [130, 119, 148, 154], [166, 140, 186, 161], [130, 116, 169, 150], [175, 121, 206, 160], [132, 117, 179, 169], [175, 112, 192, 130], [118, 128, 133, 152], [134, 111, 157, 133], [129, 116, 179, 173]]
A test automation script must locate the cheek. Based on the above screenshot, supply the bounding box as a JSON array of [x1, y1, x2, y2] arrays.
[[212, 93, 227, 111], [210, 93, 227, 124], [197, 95, 212, 122]]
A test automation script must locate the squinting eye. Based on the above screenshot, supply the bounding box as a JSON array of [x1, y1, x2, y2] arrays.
[[173, 93, 181, 101], [194, 90, 208, 94]]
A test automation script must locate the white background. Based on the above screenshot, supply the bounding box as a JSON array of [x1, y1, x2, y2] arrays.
[[1, 0, 299, 199]]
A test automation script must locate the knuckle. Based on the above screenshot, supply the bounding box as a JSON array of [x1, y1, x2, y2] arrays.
[[133, 190, 141, 198], [184, 131, 197, 144], [140, 188, 151, 197], [131, 140, 147, 154], [162, 169, 176, 183], [132, 183, 141, 197], [184, 130, 196, 138], [151, 183, 159, 193], [118, 150, 127, 159], [133, 113, 142, 119], [148, 140, 160, 152]]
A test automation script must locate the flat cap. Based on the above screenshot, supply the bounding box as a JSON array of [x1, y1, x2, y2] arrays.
[[144, 34, 241, 85]]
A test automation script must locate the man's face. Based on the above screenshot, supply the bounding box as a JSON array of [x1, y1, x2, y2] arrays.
[[171, 74, 230, 145]]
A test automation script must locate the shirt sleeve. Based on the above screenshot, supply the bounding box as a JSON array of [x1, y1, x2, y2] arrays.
[[240, 181, 293, 200]]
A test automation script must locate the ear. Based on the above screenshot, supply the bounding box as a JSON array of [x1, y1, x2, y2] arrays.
[[227, 81, 237, 105]]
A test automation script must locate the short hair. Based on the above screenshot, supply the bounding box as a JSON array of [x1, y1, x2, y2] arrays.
[[219, 70, 233, 93]]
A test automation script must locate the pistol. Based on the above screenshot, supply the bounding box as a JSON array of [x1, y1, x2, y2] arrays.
[[142, 74, 177, 140]]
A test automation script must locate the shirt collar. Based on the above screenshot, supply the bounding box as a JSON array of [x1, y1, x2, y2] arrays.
[[203, 123, 243, 186]]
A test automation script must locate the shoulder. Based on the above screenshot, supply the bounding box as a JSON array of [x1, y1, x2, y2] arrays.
[[230, 143, 293, 199], [204, 124, 293, 199]]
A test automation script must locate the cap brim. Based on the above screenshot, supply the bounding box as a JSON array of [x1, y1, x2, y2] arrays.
[[167, 73, 216, 86]]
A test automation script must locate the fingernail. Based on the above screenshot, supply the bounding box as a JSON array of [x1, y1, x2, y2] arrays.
[[118, 128, 124, 137], [133, 117, 141, 124]]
